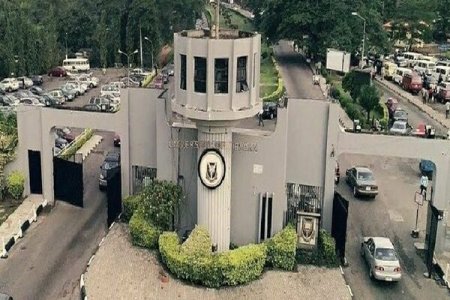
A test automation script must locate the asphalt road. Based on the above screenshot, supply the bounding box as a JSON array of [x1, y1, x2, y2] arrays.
[[273, 41, 325, 100], [336, 154, 448, 300], [0, 131, 117, 300], [375, 80, 447, 136]]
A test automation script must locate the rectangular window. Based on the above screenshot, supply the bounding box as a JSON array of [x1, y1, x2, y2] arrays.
[[253, 53, 256, 87], [259, 192, 273, 242], [236, 56, 248, 93], [180, 54, 187, 90], [194, 57, 207, 93], [214, 58, 229, 93]]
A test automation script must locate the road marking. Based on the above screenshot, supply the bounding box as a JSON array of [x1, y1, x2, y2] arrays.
[[388, 209, 404, 222]]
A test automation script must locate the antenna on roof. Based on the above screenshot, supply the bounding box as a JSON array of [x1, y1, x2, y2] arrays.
[[210, 0, 220, 39]]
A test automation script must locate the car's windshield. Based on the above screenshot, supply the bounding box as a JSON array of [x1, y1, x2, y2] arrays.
[[375, 248, 397, 261], [394, 111, 406, 118], [357, 171, 374, 181]]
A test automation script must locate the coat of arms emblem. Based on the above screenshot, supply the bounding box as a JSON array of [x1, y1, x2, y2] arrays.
[[206, 162, 218, 182]]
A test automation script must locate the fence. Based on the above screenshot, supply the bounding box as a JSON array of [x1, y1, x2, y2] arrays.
[[285, 183, 323, 226]]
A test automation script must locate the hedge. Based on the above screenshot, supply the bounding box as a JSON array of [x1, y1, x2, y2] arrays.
[[266, 225, 297, 270], [6, 171, 24, 200], [58, 128, 93, 160], [122, 194, 141, 222], [159, 226, 267, 288], [262, 77, 285, 102], [129, 212, 161, 249], [318, 229, 338, 267]]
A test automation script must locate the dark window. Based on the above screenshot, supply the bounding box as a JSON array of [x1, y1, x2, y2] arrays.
[[194, 57, 207, 93], [180, 54, 187, 90], [236, 56, 248, 92], [215, 58, 229, 93], [253, 53, 256, 87]]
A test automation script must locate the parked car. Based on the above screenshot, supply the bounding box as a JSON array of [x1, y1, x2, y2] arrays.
[[401, 72, 422, 95], [48, 66, 67, 77], [120, 77, 140, 87], [165, 64, 174, 76], [361, 237, 402, 282], [0, 87, 5, 95], [152, 75, 164, 89], [76, 74, 99, 88], [88, 96, 113, 112], [56, 127, 75, 143], [31, 75, 44, 86], [17, 76, 34, 89], [113, 133, 121, 147], [65, 82, 85, 95], [47, 89, 66, 104], [131, 68, 151, 77], [419, 160, 435, 180], [0, 95, 20, 107], [29, 86, 44, 96], [436, 88, 450, 103], [41, 94, 62, 107], [100, 84, 120, 97], [19, 97, 45, 106], [55, 136, 68, 149], [0, 78, 19, 92], [345, 166, 378, 198], [109, 81, 126, 89], [82, 103, 102, 111], [393, 67, 411, 85], [60, 85, 77, 101], [262, 102, 277, 119], [389, 120, 411, 135], [14, 90, 37, 99], [99, 151, 121, 190], [393, 109, 408, 122]]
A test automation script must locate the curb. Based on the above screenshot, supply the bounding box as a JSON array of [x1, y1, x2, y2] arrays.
[[374, 79, 449, 131], [79, 217, 120, 299], [339, 265, 354, 298], [1, 199, 48, 259]]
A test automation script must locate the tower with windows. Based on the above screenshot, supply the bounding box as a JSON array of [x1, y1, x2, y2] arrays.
[[172, 23, 261, 252]]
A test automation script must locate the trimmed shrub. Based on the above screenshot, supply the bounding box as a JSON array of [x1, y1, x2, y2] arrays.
[[122, 194, 141, 222], [129, 212, 161, 249], [58, 128, 93, 160], [262, 77, 285, 102], [218, 243, 267, 285], [6, 171, 24, 200], [181, 225, 212, 256], [318, 229, 339, 267], [266, 225, 297, 270]]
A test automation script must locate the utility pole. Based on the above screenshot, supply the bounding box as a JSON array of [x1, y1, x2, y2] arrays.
[[215, 0, 220, 39], [139, 23, 143, 69]]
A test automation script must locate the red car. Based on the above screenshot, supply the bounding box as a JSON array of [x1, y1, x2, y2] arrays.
[[48, 66, 67, 77], [401, 72, 422, 95]]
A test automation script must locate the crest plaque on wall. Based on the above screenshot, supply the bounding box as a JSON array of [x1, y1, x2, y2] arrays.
[[198, 149, 226, 189]]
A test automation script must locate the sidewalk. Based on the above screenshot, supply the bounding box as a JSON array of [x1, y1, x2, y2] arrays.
[[375, 78, 450, 131], [1, 194, 47, 258], [84, 223, 352, 300]]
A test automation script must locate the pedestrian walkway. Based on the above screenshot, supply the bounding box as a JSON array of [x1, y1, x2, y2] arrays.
[[1, 194, 46, 257], [375, 78, 450, 131]]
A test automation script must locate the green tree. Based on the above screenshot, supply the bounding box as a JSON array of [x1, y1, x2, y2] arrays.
[[358, 85, 380, 122]]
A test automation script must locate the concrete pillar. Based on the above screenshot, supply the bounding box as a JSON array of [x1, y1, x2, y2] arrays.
[[197, 126, 232, 252]]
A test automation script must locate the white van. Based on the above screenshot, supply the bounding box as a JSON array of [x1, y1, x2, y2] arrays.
[[62, 58, 90, 72], [403, 52, 421, 67], [419, 55, 437, 63], [413, 60, 436, 75], [434, 66, 450, 82], [393, 67, 412, 85], [437, 61, 450, 67]]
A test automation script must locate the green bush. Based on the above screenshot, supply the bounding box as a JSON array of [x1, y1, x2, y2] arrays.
[[58, 128, 93, 160], [129, 212, 161, 249], [318, 229, 338, 267], [262, 77, 285, 102], [122, 194, 141, 222], [266, 225, 297, 270], [6, 171, 24, 200], [158, 227, 267, 288], [218, 243, 267, 285]]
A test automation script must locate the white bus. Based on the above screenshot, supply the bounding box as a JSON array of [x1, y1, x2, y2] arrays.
[[62, 58, 90, 72]]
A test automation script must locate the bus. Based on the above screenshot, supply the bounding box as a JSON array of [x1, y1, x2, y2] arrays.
[[62, 58, 90, 72]]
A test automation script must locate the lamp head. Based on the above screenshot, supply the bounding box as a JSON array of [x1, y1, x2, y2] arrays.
[[118, 49, 123, 54], [144, 37, 149, 41], [133, 49, 139, 54]]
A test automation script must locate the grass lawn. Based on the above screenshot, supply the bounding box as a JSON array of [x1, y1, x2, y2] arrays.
[[205, 6, 279, 98]]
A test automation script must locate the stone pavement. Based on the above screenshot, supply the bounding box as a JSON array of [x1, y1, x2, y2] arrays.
[[84, 223, 352, 300], [1, 194, 46, 257], [375, 78, 450, 132]]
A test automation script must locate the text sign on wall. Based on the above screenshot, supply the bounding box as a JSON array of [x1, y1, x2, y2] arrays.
[[168, 140, 258, 152]]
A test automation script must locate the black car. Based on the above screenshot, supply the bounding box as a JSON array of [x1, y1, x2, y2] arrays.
[[99, 151, 121, 190], [0, 95, 19, 106], [29, 86, 44, 96], [31, 75, 43, 86], [41, 94, 61, 107], [262, 102, 278, 119], [83, 103, 102, 111]]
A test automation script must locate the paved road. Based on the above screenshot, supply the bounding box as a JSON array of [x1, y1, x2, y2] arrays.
[[273, 41, 324, 100], [336, 154, 448, 300], [376, 81, 447, 136], [0, 131, 116, 300]]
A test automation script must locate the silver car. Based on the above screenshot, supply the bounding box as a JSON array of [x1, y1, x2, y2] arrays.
[[361, 237, 402, 282], [389, 121, 411, 135]]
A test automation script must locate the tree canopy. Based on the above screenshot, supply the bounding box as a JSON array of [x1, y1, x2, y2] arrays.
[[0, 0, 204, 77]]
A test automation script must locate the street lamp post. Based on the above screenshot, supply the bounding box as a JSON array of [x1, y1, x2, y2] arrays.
[[144, 37, 154, 71], [65, 32, 68, 59], [352, 12, 366, 69], [118, 49, 139, 87]]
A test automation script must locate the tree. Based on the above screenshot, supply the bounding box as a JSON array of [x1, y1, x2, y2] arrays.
[[358, 85, 381, 122]]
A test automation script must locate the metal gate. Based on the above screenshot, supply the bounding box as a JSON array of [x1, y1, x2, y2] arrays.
[[53, 156, 83, 207], [332, 192, 349, 263], [425, 202, 440, 277], [28, 150, 42, 194], [106, 166, 122, 226]]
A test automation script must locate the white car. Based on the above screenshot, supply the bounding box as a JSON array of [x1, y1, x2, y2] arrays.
[[389, 121, 411, 135], [77, 75, 99, 88], [100, 84, 120, 97], [67, 81, 88, 94], [19, 97, 45, 106], [361, 237, 402, 282], [17, 76, 34, 89], [0, 78, 19, 92], [131, 68, 150, 76]]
